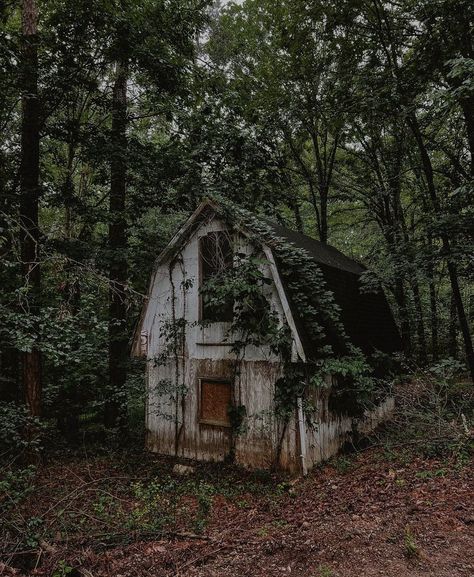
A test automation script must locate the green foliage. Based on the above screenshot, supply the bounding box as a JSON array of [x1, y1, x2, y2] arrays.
[[0, 403, 42, 456], [415, 468, 447, 480], [0, 466, 36, 514], [193, 481, 214, 533], [274, 363, 306, 420], [316, 565, 333, 577], [0, 454, 286, 563], [128, 479, 177, 531], [428, 358, 465, 383], [310, 354, 382, 416], [215, 198, 349, 356], [127, 476, 216, 533], [0, 0, 210, 445], [385, 358, 473, 459], [155, 316, 190, 368], [331, 455, 353, 474], [228, 404, 247, 435], [403, 526, 420, 559], [200, 251, 287, 352], [52, 560, 75, 577], [24, 516, 45, 548]]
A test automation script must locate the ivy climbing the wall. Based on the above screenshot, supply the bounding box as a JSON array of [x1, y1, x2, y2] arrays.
[[200, 246, 291, 459], [200, 251, 289, 355], [151, 255, 194, 453], [209, 196, 394, 421]]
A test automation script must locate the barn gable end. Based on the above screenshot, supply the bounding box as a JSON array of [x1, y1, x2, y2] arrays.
[[132, 201, 303, 363]]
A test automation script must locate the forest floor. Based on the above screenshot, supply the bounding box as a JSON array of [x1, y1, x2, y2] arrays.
[[1, 440, 473, 577]]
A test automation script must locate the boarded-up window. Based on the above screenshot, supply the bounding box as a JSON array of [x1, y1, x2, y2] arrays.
[[199, 379, 232, 427], [200, 231, 233, 321]]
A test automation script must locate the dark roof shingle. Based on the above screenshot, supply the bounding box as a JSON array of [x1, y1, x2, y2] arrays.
[[263, 221, 402, 358], [268, 222, 366, 275]]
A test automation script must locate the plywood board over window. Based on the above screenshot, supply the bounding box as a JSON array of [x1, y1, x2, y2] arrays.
[[199, 378, 232, 427]]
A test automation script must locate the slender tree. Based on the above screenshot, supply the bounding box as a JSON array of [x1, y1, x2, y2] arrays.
[[106, 55, 129, 429], [358, 0, 474, 379], [407, 114, 474, 380], [20, 0, 41, 417]]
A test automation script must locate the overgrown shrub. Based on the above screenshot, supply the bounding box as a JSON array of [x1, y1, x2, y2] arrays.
[[386, 358, 473, 458], [0, 401, 42, 458]]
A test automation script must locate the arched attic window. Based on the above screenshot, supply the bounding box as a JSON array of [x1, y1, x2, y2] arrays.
[[199, 230, 233, 322]]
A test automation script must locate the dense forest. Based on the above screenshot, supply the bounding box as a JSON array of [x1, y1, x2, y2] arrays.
[[1, 0, 472, 432], [0, 1, 473, 574]]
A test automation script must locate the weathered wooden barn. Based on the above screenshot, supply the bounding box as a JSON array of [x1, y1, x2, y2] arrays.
[[132, 199, 400, 474]]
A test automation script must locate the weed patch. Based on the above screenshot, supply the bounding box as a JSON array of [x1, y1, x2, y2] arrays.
[[403, 526, 419, 559]]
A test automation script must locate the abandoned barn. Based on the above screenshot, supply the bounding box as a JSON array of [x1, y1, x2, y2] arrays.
[[132, 199, 401, 474]]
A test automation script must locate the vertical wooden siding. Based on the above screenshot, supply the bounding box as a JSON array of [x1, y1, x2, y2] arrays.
[[144, 215, 393, 473]]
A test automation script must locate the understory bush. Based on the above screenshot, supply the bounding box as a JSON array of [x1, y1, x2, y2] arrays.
[[385, 358, 473, 458], [0, 401, 42, 458]]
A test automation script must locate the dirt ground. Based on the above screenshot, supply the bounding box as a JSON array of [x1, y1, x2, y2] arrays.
[[1, 444, 473, 577]]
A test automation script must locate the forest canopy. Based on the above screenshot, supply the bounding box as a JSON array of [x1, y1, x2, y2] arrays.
[[0, 0, 473, 439]]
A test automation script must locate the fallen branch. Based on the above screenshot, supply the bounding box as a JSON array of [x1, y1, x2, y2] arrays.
[[54, 528, 211, 550], [1, 530, 211, 562]]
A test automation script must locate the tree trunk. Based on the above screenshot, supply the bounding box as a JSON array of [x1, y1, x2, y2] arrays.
[[459, 97, 474, 177], [411, 278, 427, 365], [429, 278, 438, 362], [427, 238, 439, 362], [319, 187, 328, 244], [394, 277, 411, 357], [455, 12, 474, 177], [291, 198, 304, 233], [59, 135, 81, 440], [20, 0, 41, 417], [408, 114, 474, 381], [105, 59, 128, 429], [449, 291, 458, 359]]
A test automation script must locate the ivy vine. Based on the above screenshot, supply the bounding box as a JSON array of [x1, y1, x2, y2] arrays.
[[209, 196, 392, 420]]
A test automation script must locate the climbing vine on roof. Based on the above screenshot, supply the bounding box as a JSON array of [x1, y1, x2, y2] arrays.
[[204, 196, 391, 420], [210, 195, 351, 357]]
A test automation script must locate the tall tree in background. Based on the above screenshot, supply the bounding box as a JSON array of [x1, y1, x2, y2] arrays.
[[201, 0, 473, 376], [206, 0, 355, 243], [106, 51, 129, 428], [103, 0, 208, 427], [366, 0, 474, 380], [20, 0, 41, 417]]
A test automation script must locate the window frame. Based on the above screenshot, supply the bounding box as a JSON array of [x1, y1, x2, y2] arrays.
[[198, 377, 233, 428], [198, 230, 234, 323]]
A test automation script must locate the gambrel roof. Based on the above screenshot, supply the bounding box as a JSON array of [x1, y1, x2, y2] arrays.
[[267, 220, 366, 275], [132, 199, 401, 360], [265, 221, 401, 359]]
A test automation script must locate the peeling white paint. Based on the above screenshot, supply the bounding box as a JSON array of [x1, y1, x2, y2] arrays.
[[137, 208, 394, 473]]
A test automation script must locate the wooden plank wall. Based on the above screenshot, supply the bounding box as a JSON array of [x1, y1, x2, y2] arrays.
[[144, 214, 393, 473], [144, 217, 300, 470]]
